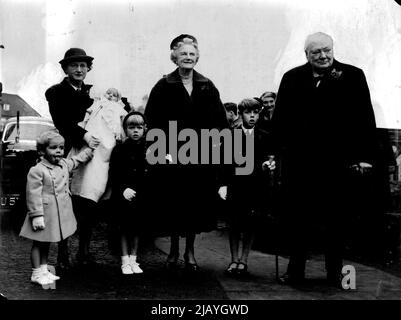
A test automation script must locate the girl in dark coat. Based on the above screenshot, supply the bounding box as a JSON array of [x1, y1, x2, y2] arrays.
[[145, 34, 229, 272], [109, 112, 148, 274]]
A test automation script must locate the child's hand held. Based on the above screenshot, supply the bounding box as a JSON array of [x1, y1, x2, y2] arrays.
[[32, 216, 45, 231], [85, 147, 94, 159], [84, 132, 100, 149]]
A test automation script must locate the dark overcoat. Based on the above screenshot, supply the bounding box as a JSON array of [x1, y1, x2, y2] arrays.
[[272, 59, 378, 219], [45, 77, 94, 154], [145, 68, 229, 234], [109, 138, 149, 232], [224, 127, 275, 230]]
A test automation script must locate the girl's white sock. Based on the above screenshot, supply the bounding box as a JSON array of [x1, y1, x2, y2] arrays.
[[121, 255, 130, 265], [40, 264, 48, 273], [129, 255, 137, 263], [32, 267, 42, 277]]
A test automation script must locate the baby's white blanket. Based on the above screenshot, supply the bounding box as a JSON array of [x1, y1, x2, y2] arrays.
[[70, 98, 127, 202]]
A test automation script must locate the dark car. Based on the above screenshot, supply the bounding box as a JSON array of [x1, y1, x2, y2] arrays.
[[0, 116, 55, 213]]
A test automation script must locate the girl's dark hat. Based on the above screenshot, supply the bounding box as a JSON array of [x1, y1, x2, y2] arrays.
[[59, 48, 94, 65]]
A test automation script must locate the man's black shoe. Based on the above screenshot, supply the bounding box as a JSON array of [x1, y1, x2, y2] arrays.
[[278, 272, 305, 285]]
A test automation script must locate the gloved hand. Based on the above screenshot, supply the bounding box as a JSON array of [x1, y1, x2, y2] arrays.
[[32, 216, 45, 231], [123, 188, 136, 201], [218, 186, 227, 200]]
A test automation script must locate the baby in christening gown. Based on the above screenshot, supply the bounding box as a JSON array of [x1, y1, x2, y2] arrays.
[[70, 88, 127, 202]]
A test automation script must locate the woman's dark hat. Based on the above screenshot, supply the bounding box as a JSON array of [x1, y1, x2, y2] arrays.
[[170, 34, 198, 50], [59, 48, 94, 66]]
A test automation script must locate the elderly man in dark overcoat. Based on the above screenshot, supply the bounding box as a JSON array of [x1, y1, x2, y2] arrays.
[[272, 32, 378, 287]]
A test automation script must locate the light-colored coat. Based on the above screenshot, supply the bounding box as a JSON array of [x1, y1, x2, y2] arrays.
[[20, 149, 93, 242]]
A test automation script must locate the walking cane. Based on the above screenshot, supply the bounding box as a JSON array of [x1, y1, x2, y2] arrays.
[[267, 156, 279, 281]]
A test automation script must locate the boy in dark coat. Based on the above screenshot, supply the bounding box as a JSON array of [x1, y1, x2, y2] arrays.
[[218, 98, 275, 276]]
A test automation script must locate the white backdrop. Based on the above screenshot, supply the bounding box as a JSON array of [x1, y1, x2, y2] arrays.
[[1, 0, 401, 129]]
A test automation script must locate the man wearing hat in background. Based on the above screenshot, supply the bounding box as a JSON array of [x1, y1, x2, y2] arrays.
[[46, 48, 100, 270]]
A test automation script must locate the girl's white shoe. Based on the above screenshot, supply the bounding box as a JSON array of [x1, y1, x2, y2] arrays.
[[121, 263, 134, 275], [129, 255, 143, 274], [130, 262, 143, 274], [121, 255, 134, 274], [31, 273, 54, 286]]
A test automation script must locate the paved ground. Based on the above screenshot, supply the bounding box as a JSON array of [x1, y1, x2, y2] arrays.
[[157, 230, 401, 300], [1, 210, 401, 301], [0, 221, 227, 300]]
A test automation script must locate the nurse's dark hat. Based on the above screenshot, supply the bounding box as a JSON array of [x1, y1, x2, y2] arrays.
[[59, 48, 94, 66]]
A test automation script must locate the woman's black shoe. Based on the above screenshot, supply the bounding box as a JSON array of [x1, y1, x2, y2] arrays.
[[224, 262, 239, 276], [184, 262, 200, 273], [236, 262, 249, 276], [183, 253, 199, 273]]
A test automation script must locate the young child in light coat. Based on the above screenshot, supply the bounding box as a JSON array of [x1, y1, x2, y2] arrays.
[[20, 131, 93, 285]]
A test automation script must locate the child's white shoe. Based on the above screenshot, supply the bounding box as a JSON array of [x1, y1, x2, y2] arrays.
[[40, 265, 60, 281], [121, 263, 134, 275], [131, 262, 143, 274], [121, 255, 134, 274], [129, 255, 143, 274], [31, 272, 54, 286], [45, 270, 60, 281]]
